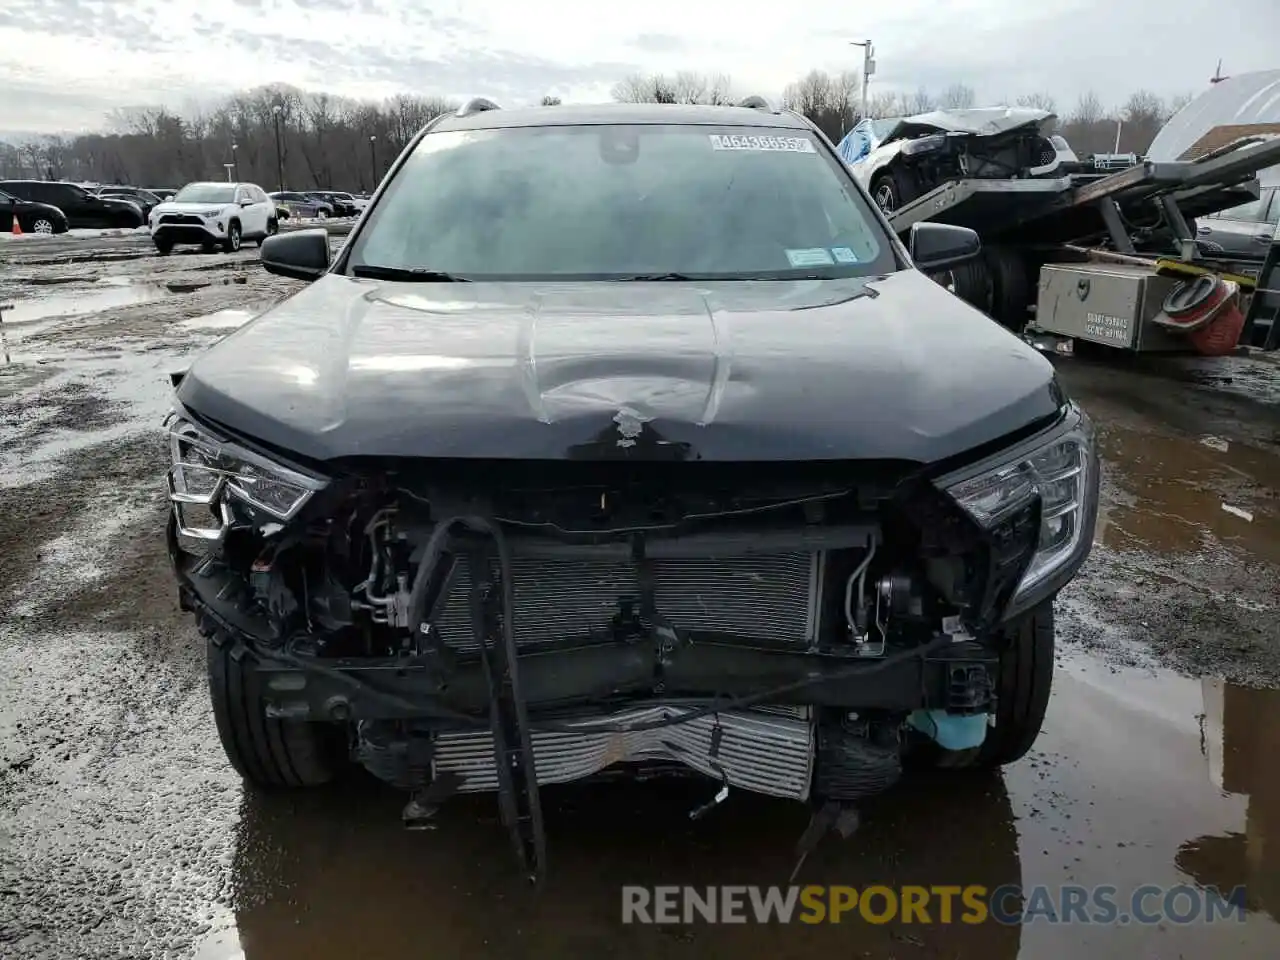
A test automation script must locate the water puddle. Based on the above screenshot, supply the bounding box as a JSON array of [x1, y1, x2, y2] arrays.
[[181, 647, 1280, 960], [0, 281, 171, 326], [1096, 421, 1280, 563]]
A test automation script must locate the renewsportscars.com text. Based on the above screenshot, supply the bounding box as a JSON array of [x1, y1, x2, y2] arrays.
[[621, 884, 1247, 925]]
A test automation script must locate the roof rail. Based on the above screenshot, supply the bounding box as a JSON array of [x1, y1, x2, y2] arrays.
[[737, 95, 779, 113], [456, 97, 501, 118]]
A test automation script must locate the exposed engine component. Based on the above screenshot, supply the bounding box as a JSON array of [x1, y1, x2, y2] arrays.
[[431, 703, 815, 800]]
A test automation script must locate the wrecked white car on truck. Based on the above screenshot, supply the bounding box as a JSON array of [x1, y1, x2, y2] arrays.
[[844, 107, 1079, 213]]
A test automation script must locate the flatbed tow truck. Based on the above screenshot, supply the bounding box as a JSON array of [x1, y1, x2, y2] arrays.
[[881, 135, 1280, 353]]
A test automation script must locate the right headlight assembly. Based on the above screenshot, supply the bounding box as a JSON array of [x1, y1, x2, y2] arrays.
[[166, 413, 327, 541], [939, 404, 1100, 616]]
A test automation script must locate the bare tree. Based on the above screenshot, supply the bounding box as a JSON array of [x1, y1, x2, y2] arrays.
[[937, 83, 976, 110], [540, 95, 562, 106], [1016, 92, 1057, 114], [903, 87, 935, 115]]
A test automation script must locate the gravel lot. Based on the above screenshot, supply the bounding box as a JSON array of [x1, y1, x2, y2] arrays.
[[1, 231, 1277, 959]]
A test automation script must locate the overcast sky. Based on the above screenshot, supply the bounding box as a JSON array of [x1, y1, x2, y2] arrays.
[[1, 0, 1277, 134]]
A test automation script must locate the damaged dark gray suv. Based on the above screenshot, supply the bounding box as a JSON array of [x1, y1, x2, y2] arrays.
[[166, 98, 1098, 881]]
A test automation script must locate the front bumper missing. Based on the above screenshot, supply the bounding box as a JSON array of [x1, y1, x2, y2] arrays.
[[172, 537, 997, 722]]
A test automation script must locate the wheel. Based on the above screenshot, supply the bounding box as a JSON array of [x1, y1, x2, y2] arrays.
[[257, 217, 278, 247], [983, 246, 1032, 331], [870, 169, 914, 215], [316, 209, 329, 221], [202, 241, 217, 254], [206, 630, 342, 787], [153, 238, 172, 255], [26, 216, 56, 235], [948, 259, 994, 312], [934, 602, 1054, 769], [223, 220, 242, 253]]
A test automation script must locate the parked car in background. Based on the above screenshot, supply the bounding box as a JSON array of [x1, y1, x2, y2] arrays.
[[1195, 186, 1279, 259], [96, 185, 164, 219], [144, 187, 179, 201], [0, 179, 145, 229], [149, 181, 276, 254], [304, 191, 359, 216], [269, 191, 332, 219], [0, 187, 69, 234]]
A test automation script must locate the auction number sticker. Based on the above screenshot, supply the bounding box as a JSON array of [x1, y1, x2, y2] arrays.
[[709, 134, 816, 153]]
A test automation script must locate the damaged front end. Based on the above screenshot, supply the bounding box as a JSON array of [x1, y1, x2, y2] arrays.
[[166, 403, 1097, 881]]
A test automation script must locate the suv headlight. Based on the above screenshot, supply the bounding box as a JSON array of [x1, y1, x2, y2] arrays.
[[940, 404, 1099, 614], [166, 415, 327, 540]]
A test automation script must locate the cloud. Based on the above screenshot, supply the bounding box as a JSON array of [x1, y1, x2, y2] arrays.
[[0, 0, 1278, 133]]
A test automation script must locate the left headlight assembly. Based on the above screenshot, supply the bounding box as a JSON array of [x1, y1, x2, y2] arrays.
[[939, 404, 1100, 616], [167, 415, 327, 540]]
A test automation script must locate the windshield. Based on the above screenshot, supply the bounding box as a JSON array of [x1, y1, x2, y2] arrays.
[[173, 183, 236, 204], [346, 124, 896, 280]]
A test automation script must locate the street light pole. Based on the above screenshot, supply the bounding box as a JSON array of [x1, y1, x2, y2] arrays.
[[849, 39, 875, 121], [369, 135, 378, 190], [229, 142, 238, 181], [272, 105, 284, 193]]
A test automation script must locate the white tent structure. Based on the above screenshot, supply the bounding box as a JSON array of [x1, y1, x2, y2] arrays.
[[1148, 69, 1280, 186]]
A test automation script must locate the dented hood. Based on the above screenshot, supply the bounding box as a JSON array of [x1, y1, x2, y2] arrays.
[[176, 272, 1063, 464], [883, 107, 1056, 144]]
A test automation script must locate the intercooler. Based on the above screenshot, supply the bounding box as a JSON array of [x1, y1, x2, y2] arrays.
[[432, 551, 825, 652], [432, 703, 815, 800]]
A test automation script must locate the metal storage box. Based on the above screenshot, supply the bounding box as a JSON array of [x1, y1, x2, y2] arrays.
[[1034, 263, 1186, 352]]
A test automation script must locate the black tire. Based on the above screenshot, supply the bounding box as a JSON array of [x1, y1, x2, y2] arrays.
[[206, 630, 341, 788], [984, 246, 1032, 331], [223, 220, 242, 253], [153, 238, 172, 255], [24, 215, 58, 235], [870, 168, 915, 215], [968, 601, 1055, 768], [258, 217, 278, 247]]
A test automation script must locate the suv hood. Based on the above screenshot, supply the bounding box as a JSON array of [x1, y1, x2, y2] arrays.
[[154, 200, 233, 215], [177, 271, 1063, 464]]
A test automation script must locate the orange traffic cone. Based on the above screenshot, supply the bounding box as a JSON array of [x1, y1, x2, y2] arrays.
[[11, 215, 21, 236]]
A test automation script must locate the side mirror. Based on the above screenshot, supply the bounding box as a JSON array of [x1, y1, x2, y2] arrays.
[[909, 222, 981, 271], [261, 228, 330, 281], [239, 198, 253, 207]]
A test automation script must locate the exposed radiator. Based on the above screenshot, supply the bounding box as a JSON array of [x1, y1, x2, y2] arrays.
[[433, 703, 814, 800], [432, 552, 823, 652]]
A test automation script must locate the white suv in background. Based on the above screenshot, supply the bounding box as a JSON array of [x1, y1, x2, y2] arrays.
[[149, 181, 277, 254]]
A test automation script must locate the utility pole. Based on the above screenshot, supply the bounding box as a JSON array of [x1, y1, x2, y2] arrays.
[[849, 40, 876, 122], [272, 104, 284, 193], [369, 135, 378, 189]]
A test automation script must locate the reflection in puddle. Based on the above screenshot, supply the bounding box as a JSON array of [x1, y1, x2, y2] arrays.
[[0, 283, 170, 325], [1096, 422, 1280, 562], [1181, 682, 1280, 922], [188, 650, 1280, 960]]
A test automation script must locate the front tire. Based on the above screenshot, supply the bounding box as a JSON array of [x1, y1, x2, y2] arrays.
[[973, 601, 1055, 767], [207, 631, 341, 788], [223, 220, 242, 253], [26, 216, 56, 235], [153, 237, 172, 255]]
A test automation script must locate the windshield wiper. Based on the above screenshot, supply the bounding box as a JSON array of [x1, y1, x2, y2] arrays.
[[610, 272, 699, 281], [351, 264, 471, 282]]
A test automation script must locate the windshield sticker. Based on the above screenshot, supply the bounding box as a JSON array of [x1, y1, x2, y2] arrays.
[[830, 247, 859, 263], [709, 134, 816, 154], [786, 248, 835, 267]]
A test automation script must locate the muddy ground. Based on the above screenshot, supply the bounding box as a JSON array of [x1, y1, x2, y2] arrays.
[[0, 232, 1277, 959]]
